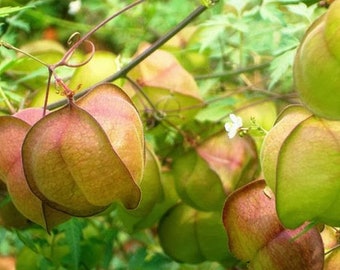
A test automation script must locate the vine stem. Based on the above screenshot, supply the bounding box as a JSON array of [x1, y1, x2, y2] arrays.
[[194, 62, 270, 80], [41, 0, 146, 115], [0, 85, 16, 114], [51, 0, 146, 69], [47, 4, 208, 110]]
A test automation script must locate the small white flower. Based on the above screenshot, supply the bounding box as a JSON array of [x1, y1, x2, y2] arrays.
[[224, 114, 243, 139], [68, 0, 82, 15]]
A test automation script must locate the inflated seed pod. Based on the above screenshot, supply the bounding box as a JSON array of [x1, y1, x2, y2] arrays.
[[261, 105, 340, 228], [294, 1, 340, 119], [0, 108, 70, 230], [22, 83, 144, 217]]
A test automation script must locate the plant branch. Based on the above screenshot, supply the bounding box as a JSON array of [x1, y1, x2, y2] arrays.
[[40, 0, 146, 113], [52, 0, 146, 69], [47, 4, 208, 110], [0, 41, 49, 67], [100, 5, 208, 83], [194, 62, 270, 80]]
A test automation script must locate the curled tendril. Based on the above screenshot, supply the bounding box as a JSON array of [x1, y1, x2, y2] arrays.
[[66, 40, 95, 68], [67, 32, 81, 46], [61, 32, 96, 68]]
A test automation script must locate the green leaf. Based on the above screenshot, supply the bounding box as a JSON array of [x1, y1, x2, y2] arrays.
[[128, 247, 175, 270], [268, 48, 296, 89], [0, 6, 30, 18], [260, 4, 285, 24], [286, 2, 317, 19], [195, 97, 235, 122], [6, 18, 30, 32], [61, 218, 82, 270], [101, 230, 117, 269], [16, 231, 39, 253], [300, 0, 320, 6]]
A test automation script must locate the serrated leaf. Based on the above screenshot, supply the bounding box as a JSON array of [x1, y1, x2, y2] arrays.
[[195, 98, 235, 122], [268, 48, 296, 89], [260, 4, 285, 24], [227, 0, 250, 12], [286, 2, 316, 19]]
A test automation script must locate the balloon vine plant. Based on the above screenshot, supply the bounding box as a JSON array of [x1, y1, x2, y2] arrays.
[[0, 0, 215, 230], [0, 0, 339, 269]]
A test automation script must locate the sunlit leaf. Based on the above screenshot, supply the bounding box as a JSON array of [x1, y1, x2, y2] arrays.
[[269, 48, 296, 89]]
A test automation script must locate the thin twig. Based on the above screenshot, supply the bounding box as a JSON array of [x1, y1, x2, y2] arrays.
[[194, 62, 270, 80], [41, 0, 146, 114], [0, 85, 16, 114], [47, 4, 208, 110], [51, 0, 146, 69], [124, 76, 159, 113]]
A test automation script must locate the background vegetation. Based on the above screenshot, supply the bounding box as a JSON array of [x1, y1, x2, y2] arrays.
[[0, 0, 330, 269]]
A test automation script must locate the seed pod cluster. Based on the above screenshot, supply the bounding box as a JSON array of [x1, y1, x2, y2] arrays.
[[0, 84, 144, 230]]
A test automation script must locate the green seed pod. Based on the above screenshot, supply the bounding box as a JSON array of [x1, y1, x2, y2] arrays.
[[158, 203, 235, 264], [294, 1, 340, 119], [261, 105, 340, 228]]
